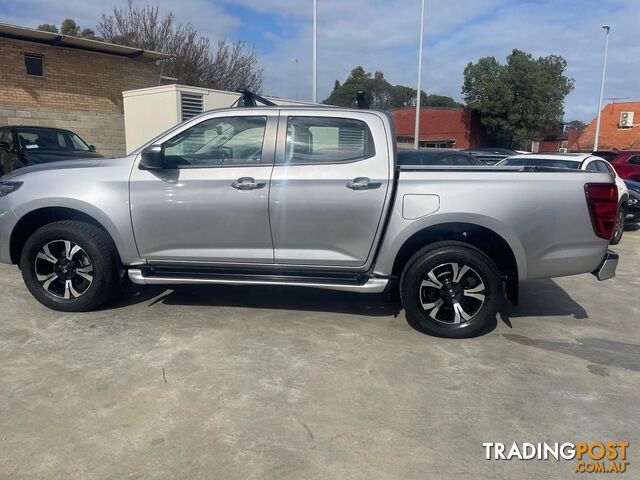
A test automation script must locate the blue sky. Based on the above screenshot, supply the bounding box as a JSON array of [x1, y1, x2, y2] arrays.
[[2, 0, 639, 121]]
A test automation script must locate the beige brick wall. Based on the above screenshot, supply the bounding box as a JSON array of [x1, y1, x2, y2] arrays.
[[0, 36, 163, 157], [0, 37, 161, 114], [0, 106, 126, 157]]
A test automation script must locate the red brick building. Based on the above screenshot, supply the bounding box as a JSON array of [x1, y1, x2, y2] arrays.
[[392, 107, 490, 149], [0, 23, 169, 156], [569, 101, 640, 152]]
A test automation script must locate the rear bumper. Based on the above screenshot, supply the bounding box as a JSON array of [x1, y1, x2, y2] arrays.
[[592, 249, 618, 281]]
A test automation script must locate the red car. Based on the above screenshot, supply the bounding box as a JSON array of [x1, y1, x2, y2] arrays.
[[593, 150, 640, 181]]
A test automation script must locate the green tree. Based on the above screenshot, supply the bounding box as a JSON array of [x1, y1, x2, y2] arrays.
[[566, 120, 586, 130], [422, 94, 463, 108], [37, 23, 58, 33], [37, 19, 101, 40], [462, 49, 574, 148], [323, 66, 461, 110]]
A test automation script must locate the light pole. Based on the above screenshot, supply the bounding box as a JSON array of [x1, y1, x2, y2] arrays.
[[312, 0, 318, 103], [594, 25, 611, 151], [292, 58, 300, 100], [414, 0, 426, 149]]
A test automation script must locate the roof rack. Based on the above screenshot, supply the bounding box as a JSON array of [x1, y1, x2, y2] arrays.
[[356, 90, 369, 109], [235, 90, 277, 108]]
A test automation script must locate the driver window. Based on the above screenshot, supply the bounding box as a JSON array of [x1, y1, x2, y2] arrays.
[[163, 116, 267, 168]]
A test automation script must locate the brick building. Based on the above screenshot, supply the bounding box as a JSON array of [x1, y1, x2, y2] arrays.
[[569, 101, 640, 152], [0, 23, 169, 156], [392, 107, 490, 149]]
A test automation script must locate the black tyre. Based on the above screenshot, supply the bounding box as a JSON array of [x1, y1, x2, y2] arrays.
[[20, 220, 119, 312], [610, 206, 625, 245], [400, 241, 502, 338]]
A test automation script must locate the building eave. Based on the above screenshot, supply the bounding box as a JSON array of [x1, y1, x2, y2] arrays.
[[0, 23, 171, 62]]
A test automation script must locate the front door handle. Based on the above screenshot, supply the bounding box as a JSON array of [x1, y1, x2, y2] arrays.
[[231, 177, 266, 190], [346, 177, 382, 190]]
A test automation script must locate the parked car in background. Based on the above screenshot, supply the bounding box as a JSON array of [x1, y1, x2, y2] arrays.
[[0, 126, 102, 176], [462, 148, 518, 165], [497, 153, 629, 244], [0, 107, 619, 338], [624, 180, 640, 225], [397, 149, 482, 166], [593, 150, 640, 181]]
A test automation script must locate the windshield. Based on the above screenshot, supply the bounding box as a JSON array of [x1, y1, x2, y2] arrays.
[[16, 128, 91, 152], [499, 158, 581, 169]]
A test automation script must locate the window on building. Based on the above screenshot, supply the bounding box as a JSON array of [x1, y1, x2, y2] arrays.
[[24, 54, 44, 76]]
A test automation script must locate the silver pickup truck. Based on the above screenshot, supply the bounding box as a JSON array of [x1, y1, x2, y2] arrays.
[[0, 106, 619, 337]]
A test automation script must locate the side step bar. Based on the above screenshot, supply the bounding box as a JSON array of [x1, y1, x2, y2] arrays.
[[128, 268, 389, 293]]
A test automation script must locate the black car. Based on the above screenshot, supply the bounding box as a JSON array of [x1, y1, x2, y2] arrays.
[[624, 179, 640, 225], [462, 147, 518, 165], [397, 149, 482, 166], [0, 126, 102, 176]]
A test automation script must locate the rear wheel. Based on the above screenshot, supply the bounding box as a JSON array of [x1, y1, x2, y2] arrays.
[[400, 242, 502, 338], [20, 220, 119, 311], [610, 206, 625, 245]]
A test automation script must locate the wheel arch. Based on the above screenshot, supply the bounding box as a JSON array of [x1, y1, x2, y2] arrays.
[[619, 194, 629, 208], [389, 222, 521, 305], [10, 206, 122, 265]]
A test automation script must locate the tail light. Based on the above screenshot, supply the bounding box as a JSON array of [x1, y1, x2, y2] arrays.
[[584, 183, 618, 239]]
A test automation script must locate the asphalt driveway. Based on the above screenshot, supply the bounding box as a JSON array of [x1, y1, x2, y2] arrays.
[[1, 231, 639, 479]]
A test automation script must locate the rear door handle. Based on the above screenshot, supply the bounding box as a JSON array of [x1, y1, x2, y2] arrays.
[[346, 177, 382, 190], [231, 177, 266, 190]]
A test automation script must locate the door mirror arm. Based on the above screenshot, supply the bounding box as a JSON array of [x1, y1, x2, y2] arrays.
[[139, 145, 165, 170]]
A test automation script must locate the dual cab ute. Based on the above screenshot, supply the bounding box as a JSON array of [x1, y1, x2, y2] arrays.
[[0, 106, 619, 337]]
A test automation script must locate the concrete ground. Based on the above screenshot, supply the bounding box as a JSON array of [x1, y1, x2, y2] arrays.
[[1, 231, 639, 480]]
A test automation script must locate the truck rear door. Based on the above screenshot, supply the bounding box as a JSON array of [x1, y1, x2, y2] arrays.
[[269, 110, 391, 268]]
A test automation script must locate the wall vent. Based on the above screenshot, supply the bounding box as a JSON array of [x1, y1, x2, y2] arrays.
[[181, 93, 204, 121]]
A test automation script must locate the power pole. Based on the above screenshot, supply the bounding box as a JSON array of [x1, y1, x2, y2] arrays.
[[312, 0, 318, 103], [414, 0, 426, 149], [594, 25, 611, 151]]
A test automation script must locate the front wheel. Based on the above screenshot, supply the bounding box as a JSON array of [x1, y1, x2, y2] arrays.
[[20, 220, 119, 312], [400, 242, 502, 338], [610, 206, 625, 245]]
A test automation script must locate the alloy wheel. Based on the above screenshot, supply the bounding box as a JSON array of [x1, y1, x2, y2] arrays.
[[419, 262, 486, 325], [614, 209, 624, 239], [34, 240, 94, 299]]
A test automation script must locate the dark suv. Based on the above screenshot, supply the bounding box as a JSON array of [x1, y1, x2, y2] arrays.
[[0, 126, 102, 176]]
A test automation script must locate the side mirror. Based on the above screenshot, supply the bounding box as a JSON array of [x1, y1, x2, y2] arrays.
[[0, 141, 10, 151], [139, 144, 164, 170], [89, 145, 96, 152]]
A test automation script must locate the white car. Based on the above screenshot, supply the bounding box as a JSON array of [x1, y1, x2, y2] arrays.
[[497, 153, 629, 244]]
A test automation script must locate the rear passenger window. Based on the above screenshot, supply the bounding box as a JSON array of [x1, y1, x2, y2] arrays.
[[284, 116, 375, 164], [595, 161, 612, 173], [628, 156, 640, 165], [585, 162, 598, 172]]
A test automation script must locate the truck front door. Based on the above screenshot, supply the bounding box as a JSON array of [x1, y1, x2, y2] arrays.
[[130, 111, 278, 264]]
